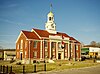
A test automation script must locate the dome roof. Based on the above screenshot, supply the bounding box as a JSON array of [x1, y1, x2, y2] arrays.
[[48, 11, 54, 16]]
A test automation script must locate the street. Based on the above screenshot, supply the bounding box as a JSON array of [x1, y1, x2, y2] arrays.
[[37, 64, 100, 74]]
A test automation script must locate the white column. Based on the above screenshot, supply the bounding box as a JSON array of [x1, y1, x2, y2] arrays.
[[61, 52, 64, 60], [56, 42, 58, 60], [49, 41, 51, 59], [43, 39, 44, 59], [79, 45, 81, 60], [68, 42, 70, 60]]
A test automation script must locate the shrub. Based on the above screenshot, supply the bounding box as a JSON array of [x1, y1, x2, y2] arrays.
[[33, 60, 36, 63], [16, 62, 22, 65]]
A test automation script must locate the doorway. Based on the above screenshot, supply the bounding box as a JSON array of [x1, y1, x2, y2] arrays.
[[58, 53, 61, 59], [20, 53, 22, 60]]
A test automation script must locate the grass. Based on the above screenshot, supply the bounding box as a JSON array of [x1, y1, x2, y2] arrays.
[[0, 59, 100, 73], [46, 60, 99, 71]]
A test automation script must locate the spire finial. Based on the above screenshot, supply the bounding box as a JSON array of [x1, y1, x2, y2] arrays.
[[50, 3, 52, 12]]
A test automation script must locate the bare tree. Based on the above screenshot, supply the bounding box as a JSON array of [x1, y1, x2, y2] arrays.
[[96, 42, 100, 48], [81, 42, 84, 47], [90, 41, 97, 46], [0, 46, 3, 49]]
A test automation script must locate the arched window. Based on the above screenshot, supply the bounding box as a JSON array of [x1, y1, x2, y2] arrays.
[[49, 17, 52, 21]]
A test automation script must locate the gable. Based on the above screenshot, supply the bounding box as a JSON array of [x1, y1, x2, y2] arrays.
[[32, 28, 49, 38], [16, 30, 40, 43], [22, 30, 40, 39], [16, 31, 26, 43]]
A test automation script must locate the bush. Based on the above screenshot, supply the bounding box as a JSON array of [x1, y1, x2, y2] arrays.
[[10, 60, 15, 63], [16, 62, 22, 65], [10, 58, 15, 63], [33, 60, 36, 63], [81, 56, 86, 61], [37, 61, 40, 64]]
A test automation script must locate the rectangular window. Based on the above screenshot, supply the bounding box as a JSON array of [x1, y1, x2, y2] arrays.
[[75, 45, 78, 50], [44, 41, 48, 48], [33, 41, 37, 48], [33, 51, 37, 58], [25, 41, 27, 49], [58, 42, 61, 49], [51, 42, 55, 48], [21, 40, 23, 49], [76, 45, 78, 50], [45, 51, 48, 58]]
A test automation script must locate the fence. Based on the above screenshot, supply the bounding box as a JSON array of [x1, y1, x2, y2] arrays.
[[0, 63, 46, 73]]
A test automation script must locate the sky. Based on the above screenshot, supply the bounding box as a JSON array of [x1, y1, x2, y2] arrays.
[[0, 0, 100, 49]]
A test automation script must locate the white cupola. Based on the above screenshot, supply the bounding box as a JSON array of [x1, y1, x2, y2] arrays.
[[45, 4, 56, 34]]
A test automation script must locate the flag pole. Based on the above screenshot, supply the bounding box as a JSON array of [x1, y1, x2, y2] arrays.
[[50, 3, 52, 12]]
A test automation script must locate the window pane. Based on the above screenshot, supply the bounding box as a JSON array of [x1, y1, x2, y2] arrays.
[[44, 41, 48, 48], [58, 42, 61, 49], [51, 42, 55, 48], [33, 51, 37, 58], [33, 41, 37, 48]]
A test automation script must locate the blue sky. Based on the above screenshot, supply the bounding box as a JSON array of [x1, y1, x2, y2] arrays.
[[0, 0, 100, 49]]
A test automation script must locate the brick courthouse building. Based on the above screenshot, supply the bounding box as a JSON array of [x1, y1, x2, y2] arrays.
[[16, 7, 81, 63]]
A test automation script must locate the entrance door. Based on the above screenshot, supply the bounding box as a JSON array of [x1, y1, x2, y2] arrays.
[[20, 53, 22, 60], [58, 53, 61, 59]]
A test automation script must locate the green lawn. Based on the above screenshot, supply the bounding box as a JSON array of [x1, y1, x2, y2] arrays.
[[0, 59, 99, 73]]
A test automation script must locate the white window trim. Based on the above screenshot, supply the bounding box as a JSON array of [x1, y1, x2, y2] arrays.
[[21, 40, 23, 49]]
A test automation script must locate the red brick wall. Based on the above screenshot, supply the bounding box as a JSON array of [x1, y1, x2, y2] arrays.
[[16, 33, 28, 59], [16, 32, 41, 60]]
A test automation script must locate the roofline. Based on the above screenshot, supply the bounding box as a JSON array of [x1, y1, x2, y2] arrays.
[[31, 29, 41, 39], [26, 39, 41, 42], [15, 31, 28, 43]]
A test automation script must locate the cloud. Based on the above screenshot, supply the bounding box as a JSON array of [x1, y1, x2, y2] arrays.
[[81, 28, 96, 32], [0, 18, 27, 25], [0, 18, 16, 24], [0, 2, 18, 9], [79, 26, 97, 32]]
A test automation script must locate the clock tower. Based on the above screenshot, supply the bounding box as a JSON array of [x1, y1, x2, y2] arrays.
[[45, 4, 56, 34]]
